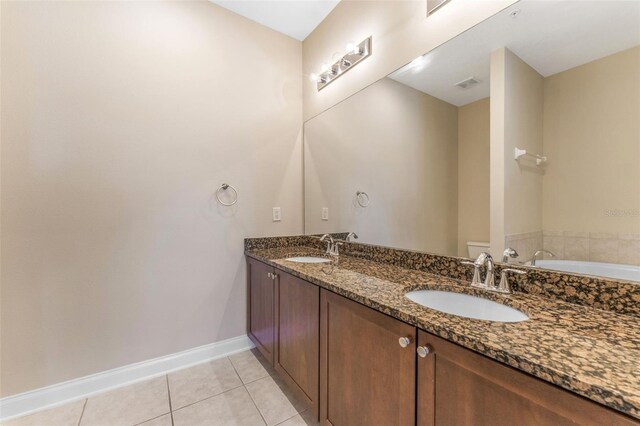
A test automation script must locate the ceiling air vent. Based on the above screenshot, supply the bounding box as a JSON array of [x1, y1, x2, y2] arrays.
[[454, 77, 480, 89]]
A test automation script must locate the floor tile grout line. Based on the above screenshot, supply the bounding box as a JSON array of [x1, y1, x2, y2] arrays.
[[273, 411, 301, 426], [165, 374, 175, 426], [228, 353, 264, 385], [227, 353, 275, 386], [240, 372, 273, 386], [77, 398, 88, 426], [226, 355, 244, 383], [170, 383, 246, 412], [244, 384, 270, 426], [235, 351, 308, 425], [132, 412, 172, 426], [228, 350, 277, 386], [227, 354, 269, 425]]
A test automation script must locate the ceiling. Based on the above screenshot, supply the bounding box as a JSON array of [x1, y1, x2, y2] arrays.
[[210, 0, 339, 41], [390, 0, 640, 107]]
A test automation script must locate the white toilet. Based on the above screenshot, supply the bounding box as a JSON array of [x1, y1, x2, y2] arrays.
[[467, 241, 490, 258]]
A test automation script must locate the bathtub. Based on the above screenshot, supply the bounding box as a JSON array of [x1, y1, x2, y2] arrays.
[[533, 260, 640, 282]]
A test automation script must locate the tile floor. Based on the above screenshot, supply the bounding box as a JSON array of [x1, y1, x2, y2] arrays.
[[4, 349, 318, 426]]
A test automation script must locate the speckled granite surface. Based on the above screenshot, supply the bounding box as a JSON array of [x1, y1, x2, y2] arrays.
[[245, 243, 640, 420], [245, 236, 640, 316]]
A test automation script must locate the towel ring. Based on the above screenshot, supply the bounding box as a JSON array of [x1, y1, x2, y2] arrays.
[[216, 183, 238, 206], [356, 191, 370, 207]]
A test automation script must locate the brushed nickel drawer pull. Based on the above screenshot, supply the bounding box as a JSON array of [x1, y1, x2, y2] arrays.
[[398, 337, 412, 348]]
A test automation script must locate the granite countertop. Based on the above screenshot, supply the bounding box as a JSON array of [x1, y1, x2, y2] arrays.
[[246, 245, 640, 420]]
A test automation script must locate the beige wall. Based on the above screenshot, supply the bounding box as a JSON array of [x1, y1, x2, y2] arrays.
[[490, 48, 507, 257], [491, 48, 544, 259], [305, 77, 458, 255], [302, 0, 517, 121], [457, 98, 490, 257], [1, 1, 302, 397], [542, 46, 640, 236]]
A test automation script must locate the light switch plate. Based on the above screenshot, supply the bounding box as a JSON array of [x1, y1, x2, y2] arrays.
[[273, 207, 281, 222], [322, 207, 329, 221]]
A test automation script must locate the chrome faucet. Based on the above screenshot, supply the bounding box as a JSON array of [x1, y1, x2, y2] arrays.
[[462, 252, 496, 290], [320, 234, 334, 254], [497, 268, 526, 294], [502, 247, 519, 263], [345, 232, 359, 242], [461, 260, 482, 286], [531, 249, 555, 266], [320, 234, 342, 257], [480, 253, 496, 288], [462, 252, 527, 294]]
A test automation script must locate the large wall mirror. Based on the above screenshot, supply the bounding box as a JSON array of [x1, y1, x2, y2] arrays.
[[304, 0, 640, 282]]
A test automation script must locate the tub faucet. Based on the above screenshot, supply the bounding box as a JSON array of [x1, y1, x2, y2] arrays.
[[502, 247, 519, 263], [531, 249, 555, 266]]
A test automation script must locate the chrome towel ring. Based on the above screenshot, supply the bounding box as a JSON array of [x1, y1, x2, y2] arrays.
[[356, 191, 370, 207], [216, 183, 238, 206]]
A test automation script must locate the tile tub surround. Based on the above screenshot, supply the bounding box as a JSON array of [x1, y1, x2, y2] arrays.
[[505, 230, 544, 263], [245, 243, 640, 420], [543, 231, 640, 266], [245, 236, 640, 316]]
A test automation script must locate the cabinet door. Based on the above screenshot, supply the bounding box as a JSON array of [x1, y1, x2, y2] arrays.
[[247, 258, 275, 364], [320, 289, 416, 426], [416, 331, 638, 426], [274, 271, 320, 418]]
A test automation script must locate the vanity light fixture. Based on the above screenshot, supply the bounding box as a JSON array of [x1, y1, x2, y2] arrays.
[[427, 0, 452, 16], [311, 37, 372, 91]]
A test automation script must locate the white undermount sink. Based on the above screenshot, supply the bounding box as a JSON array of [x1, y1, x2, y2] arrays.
[[405, 290, 529, 323], [285, 256, 331, 264]]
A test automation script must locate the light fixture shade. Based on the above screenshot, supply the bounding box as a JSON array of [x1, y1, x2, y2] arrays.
[[315, 37, 372, 91], [427, 0, 451, 16]]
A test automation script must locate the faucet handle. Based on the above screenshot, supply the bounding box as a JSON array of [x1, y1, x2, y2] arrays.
[[497, 268, 526, 294], [346, 232, 359, 242], [461, 260, 484, 287]]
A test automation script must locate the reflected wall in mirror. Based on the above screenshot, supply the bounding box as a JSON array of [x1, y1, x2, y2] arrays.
[[304, 0, 640, 282], [305, 76, 464, 256]]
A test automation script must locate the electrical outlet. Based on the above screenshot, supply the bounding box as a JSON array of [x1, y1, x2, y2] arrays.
[[322, 207, 329, 221], [272, 207, 281, 222]]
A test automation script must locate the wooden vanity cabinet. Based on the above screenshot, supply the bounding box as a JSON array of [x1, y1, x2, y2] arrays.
[[319, 289, 416, 426], [416, 331, 637, 426], [247, 257, 638, 426], [246, 258, 320, 418], [247, 258, 276, 364], [274, 270, 320, 418]]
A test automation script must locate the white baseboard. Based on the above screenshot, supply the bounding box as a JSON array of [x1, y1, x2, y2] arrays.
[[0, 335, 254, 422]]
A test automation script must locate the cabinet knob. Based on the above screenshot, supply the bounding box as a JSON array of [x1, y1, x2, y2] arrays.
[[398, 337, 412, 348], [417, 345, 431, 358]]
